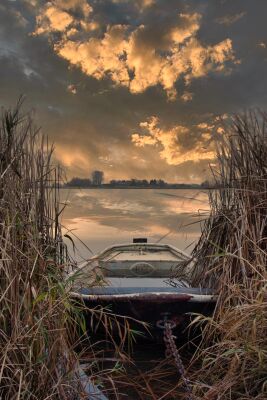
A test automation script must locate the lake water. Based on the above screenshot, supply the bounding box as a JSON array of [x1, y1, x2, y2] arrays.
[[61, 188, 210, 386], [61, 189, 210, 261]]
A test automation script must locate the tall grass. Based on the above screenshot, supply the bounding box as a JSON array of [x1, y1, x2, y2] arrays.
[[0, 99, 150, 400], [175, 111, 267, 399], [0, 99, 81, 399]]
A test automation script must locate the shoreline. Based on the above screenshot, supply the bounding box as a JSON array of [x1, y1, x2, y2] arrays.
[[61, 186, 205, 190]]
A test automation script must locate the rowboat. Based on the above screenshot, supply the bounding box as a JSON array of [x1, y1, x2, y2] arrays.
[[69, 239, 216, 335]]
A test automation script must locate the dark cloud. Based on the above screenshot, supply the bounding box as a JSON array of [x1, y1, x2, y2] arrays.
[[0, 0, 267, 183]]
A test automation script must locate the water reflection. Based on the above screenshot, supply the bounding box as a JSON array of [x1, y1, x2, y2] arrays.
[[60, 189, 209, 261]]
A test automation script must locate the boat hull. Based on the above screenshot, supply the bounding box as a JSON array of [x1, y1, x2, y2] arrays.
[[72, 290, 216, 337], [68, 243, 216, 338]]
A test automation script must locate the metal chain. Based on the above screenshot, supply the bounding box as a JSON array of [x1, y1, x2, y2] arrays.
[[163, 321, 194, 400]]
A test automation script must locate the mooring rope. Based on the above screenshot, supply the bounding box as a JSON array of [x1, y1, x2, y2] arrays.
[[163, 320, 194, 400]]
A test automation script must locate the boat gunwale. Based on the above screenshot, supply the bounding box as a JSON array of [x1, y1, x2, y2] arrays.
[[70, 290, 217, 303]]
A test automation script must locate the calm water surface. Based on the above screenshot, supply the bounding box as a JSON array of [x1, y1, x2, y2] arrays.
[[61, 188, 210, 386], [61, 189, 209, 261]]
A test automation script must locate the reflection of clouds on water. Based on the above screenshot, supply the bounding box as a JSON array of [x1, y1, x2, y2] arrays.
[[61, 189, 210, 259], [98, 198, 155, 214]]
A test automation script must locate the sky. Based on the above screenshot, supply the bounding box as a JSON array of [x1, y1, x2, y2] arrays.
[[1, 0, 267, 183]]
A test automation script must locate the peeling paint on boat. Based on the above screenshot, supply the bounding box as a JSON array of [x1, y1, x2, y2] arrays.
[[70, 291, 216, 302]]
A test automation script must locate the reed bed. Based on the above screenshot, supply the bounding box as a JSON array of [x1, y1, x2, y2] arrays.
[[175, 111, 267, 399], [0, 99, 151, 400], [0, 99, 83, 399], [3, 98, 265, 399]]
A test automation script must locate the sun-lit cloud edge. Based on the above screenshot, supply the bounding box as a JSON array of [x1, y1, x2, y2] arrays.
[[131, 115, 227, 166], [33, 1, 237, 100]]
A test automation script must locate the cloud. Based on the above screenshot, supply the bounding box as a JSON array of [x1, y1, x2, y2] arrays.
[[33, 0, 93, 35], [33, 5, 236, 100], [170, 12, 200, 44], [34, 4, 74, 34], [131, 116, 215, 165], [57, 0, 92, 16], [141, 0, 155, 8], [215, 11, 246, 26], [56, 24, 130, 85], [181, 91, 193, 102], [24, 0, 39, 6], [54, 143, 92, 176], [112, 0, 155, 10], [3, 0, 267, 185], [67, 84, 77, 94]]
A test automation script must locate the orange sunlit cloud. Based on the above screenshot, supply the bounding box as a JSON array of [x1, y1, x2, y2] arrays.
[[132, 116, 215, 165], [33, 2, 236, 101], [5, 0, 263, 184], [55, 144, 91, 170]]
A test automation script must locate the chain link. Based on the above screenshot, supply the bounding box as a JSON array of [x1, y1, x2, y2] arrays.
[[163, 321, 194, 400]]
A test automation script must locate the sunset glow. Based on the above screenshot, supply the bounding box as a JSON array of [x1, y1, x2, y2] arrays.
[[1, 0, 265, 182]]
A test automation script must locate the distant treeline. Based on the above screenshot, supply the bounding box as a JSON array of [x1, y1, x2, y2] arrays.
[[62, 177, 213, 189]]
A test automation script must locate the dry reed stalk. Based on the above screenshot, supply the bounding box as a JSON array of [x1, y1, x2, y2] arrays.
[[0, 99, 82, 399], [0, 99, 150, 400], [174, 111, 267, 399]]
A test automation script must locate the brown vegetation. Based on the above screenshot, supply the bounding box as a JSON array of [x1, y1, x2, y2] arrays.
[[175, 111, 267, 399], [0, 99, 82, 399], [0, 99, 150, 399]]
